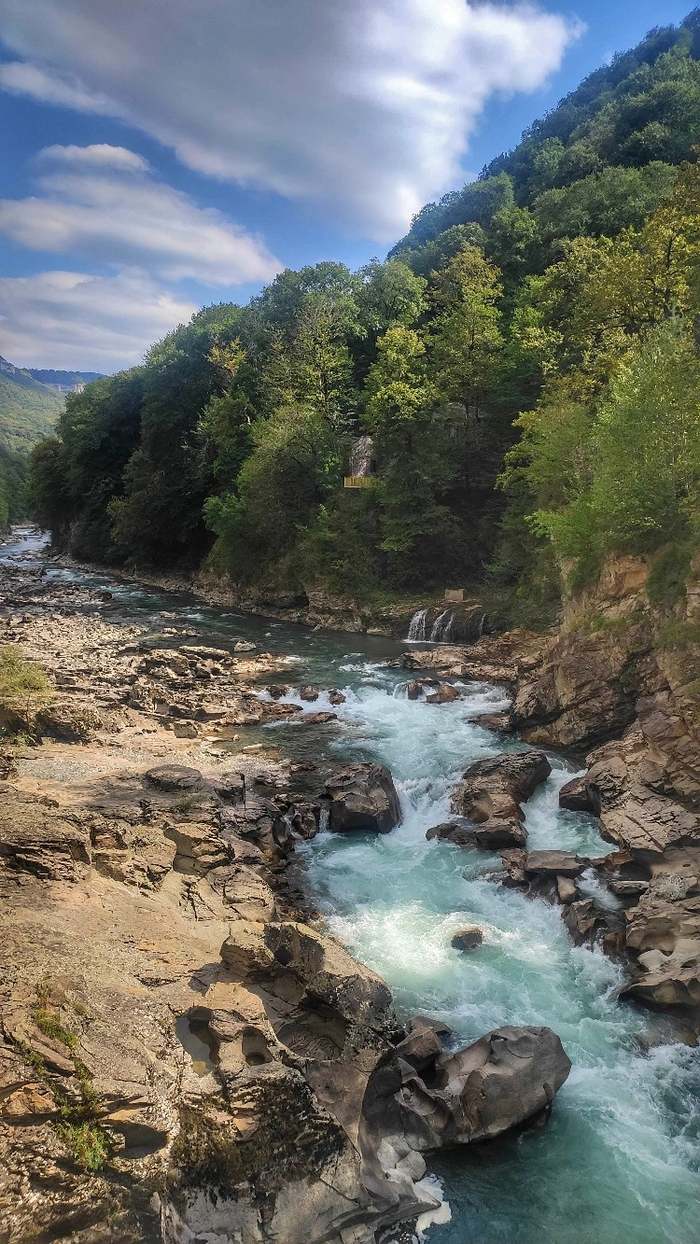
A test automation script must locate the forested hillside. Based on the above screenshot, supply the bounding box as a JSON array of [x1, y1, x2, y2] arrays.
[[30, 9, 700, 624], [0, 360, 64, 526]]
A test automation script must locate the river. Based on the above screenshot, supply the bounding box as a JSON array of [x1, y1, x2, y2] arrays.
[[3, 528, 700, 1244]]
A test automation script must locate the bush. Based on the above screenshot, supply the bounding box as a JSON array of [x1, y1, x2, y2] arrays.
[[0, 646, 53, 731]]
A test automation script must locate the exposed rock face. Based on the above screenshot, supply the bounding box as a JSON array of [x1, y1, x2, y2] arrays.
[[438, 751, 551, 849], [325, 762, 402, 834]]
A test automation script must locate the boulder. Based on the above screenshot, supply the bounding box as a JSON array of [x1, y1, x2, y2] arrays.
[[476, 711, 514, 734], [427, 817, 525, 850], [447, 751, 551, 850], [451, 927, 483, 951], [145, 764, 203, 792], [563, 899, 600, 945], [426, 684, 460, 704], [558, 775, 595, 813], [325, 763, 401, 835], [361, 1024, 571, 1161], [524, 851, 587, 878], [300, 686, 319, 701], [556, 876, 578, 904]]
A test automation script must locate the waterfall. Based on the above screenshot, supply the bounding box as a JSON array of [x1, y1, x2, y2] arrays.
[[407, 608, 428, 641], [429, 609, 454, 642]]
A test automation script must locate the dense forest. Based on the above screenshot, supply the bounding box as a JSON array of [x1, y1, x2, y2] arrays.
[[30, 9, 700, 625]]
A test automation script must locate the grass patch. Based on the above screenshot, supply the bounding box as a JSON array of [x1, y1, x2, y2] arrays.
[[55, 1120, 109, 1173], [20, 983, 112, 1174], [35, 1006, 79, 1050], [657, 619, 700, 651]]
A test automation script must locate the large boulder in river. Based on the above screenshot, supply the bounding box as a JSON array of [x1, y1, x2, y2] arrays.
[[360, 1022, 571, 1192], [443, 750, 551, 849], [325, 762, 401, 834]]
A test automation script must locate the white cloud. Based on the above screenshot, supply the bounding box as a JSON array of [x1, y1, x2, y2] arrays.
[[0, 58, 115, 113], [0, 144, 281, 285], [0, 269, 197, 372], [0, 0, 582, 239], [36, 143, 149, 173]]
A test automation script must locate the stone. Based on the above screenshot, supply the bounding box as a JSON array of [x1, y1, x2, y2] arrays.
[[451, 927, 483, 951], [556, 875, 578, 904], [325, 763, 401, 835], [328, 690, 346, 706], [145, 764, 203, 791], [265, 922, 394, 1030], [447, 751, 551, 850], [233, 640, 256, 652], [563, 899, 600, 945], [220, 921, 276, 976], [300, 686, 319, 701], [524, 851, 587, 878], [361, 1024, 571, 1160], [476, 711, 514, 733], [426, 684, 460, 704], [558, 775, 595, 813]]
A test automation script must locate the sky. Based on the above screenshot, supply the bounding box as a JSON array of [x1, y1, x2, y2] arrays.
[[0, 0, 693, 374]]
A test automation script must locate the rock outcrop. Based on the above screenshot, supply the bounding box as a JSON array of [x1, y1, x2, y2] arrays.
[[325, 762, 402, 834], [429, 750, 551, 849]]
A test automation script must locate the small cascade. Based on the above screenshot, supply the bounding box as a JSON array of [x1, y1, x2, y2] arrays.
[[429, 609, 455, 643], [406, 608, 428, 641]]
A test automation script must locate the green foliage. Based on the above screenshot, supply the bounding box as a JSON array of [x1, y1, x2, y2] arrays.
[[55, 1120, 109, 1172], [0, 445, 28, 526], [647, 542, 694, 606], [0, 646, 53, 730], [0, 368, 64, 453], [514, 321, 700, 581]]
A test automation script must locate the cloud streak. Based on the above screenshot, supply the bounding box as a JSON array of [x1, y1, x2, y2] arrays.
[[0, 0, 581, 239], [0, 144, 281, 285], [0, 269, 197, 372]]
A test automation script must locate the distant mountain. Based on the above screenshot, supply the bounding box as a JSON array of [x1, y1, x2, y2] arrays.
[[25, 367, 104, 394], [0, 357, 65, 454]]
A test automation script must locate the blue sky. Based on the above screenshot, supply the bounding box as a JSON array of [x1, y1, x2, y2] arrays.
[[0, 0, 693, 373]]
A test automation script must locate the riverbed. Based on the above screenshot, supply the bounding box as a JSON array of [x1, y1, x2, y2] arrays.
[[3, 528, 700, 1244]]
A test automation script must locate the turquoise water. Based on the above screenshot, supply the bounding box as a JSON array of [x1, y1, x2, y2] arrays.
[[5, 528, 700, 1243]]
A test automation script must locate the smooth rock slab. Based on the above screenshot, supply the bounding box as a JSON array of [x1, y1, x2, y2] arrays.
[[145, 764, 203, 791]]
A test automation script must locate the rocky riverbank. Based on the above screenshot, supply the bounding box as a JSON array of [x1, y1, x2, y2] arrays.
[[401, 554, 700, 1021], [0, 542, 571, 1244]]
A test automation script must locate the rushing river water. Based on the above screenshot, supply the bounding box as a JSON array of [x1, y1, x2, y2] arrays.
[[4, 528, 700, 1243]]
